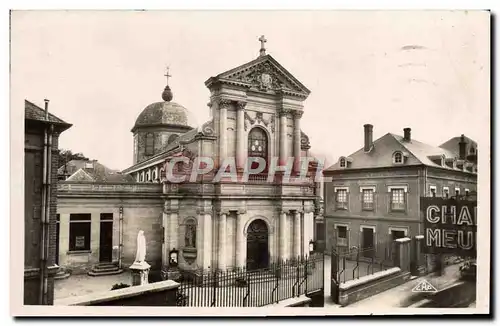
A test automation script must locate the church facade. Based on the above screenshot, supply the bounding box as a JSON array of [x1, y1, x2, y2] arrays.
[[56, 39, 321, 277]]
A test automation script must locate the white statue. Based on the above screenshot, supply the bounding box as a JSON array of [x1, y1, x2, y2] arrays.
[[134, 230, 147, 263]]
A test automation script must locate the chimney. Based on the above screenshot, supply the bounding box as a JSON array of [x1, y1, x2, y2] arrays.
[[403, 128, 411, 141], [364, 124, 373, 152], [459, 134, 466, 160], [44, 99, 49, 120]]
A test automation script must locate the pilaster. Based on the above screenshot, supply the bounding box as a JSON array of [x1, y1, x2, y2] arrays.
[[236, 101, 247, 170]]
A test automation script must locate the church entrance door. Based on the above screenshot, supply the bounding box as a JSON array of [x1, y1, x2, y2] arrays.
[[246, 219, 269, 271]]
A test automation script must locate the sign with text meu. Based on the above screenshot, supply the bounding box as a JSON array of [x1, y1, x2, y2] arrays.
[[420, 197, 477, 257]]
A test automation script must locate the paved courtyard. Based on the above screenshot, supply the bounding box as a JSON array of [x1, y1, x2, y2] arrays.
[[54, 254, 385, 306], [54, 271, 132, 300]]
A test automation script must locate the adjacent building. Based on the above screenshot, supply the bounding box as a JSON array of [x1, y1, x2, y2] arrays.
[[24, 99, 71, 305], [322, 124, 477, 254]]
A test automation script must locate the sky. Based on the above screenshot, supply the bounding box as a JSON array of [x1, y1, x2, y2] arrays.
[[11, 10, 490, 171]]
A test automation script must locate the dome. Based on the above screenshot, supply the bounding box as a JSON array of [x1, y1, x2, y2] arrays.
[[132, 85, 194, 131]]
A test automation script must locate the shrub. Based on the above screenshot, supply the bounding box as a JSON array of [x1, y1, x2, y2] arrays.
[[111, 283, 130, 290]]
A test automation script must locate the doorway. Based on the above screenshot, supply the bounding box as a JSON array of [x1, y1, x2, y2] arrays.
[[361, 227, 375, 258], [99, 213, 113, 263], [246, 219, 269, 271]]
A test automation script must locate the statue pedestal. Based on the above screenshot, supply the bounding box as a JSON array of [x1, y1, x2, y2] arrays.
[[162, 266, 181, 282], [129, 261, 151, 286]]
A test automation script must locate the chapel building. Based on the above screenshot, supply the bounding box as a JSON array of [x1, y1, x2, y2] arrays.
[[56, 38, 321, 277]]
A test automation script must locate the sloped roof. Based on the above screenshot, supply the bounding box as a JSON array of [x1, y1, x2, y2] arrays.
[[121, 120, 215, 174], [325, 133, 476, 172], [439, 135, 477, 157], [61, 160, 135, 183], [25, 100, 72, 131]]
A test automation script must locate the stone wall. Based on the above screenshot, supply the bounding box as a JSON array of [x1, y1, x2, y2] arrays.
[[24, 125, 61, 305], [54, 280, 180, 306], [57, 196, 164, 274]]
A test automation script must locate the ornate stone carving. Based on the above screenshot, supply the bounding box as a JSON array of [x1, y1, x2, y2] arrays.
[[279, 109, 293, 118], [230, 61, 302, 93], [244, 111, 275, 132], [293, 110, 303, 119], [218, 98, 233, 109], [301, 131, 311, 150], [236, 101, 247, 110], [201, 120, 215, 136]]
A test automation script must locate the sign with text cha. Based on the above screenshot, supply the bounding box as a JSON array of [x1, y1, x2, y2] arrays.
[[420, 197, 477, 257]]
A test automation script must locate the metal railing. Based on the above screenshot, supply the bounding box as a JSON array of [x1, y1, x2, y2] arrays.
[[177, 253, 324, 307], [331, 240, 397, 284]]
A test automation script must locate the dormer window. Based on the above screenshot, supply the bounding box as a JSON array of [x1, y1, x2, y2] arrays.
[[393, 151, 404, 164], [338, 156, 353, 168], [443, 187, 449, 198], [429, 185, 437, 197], [469, 146, 476, 155]]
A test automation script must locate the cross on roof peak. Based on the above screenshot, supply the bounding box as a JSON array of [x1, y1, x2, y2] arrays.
[[259, 35, 267, 57]]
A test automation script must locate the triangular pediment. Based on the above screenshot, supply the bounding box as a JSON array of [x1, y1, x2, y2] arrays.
[[66, 168, 95, 182], [206, 55, 310, 97]]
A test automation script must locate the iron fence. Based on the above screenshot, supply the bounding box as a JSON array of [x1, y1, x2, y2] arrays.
[[177, 253, 324, 307], [331, 239, 397, 284]]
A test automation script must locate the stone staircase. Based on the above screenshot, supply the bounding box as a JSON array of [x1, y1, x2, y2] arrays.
[[88, 262, 123, 276], [54, 266, 71, 280]]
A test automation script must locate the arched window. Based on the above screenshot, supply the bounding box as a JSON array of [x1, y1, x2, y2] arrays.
[[339, 158, 346, 168], [146, 171, 150, 182], [393, 152, 403, 164], [184, 218, 197, 248], [168, 134, 179, 144], [140, 172, 144, 182], [248, 127, 268, 170], [145, 133, 154, 156], [152, 170, 157, 181]]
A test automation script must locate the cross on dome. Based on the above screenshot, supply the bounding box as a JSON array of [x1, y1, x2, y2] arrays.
[[164, 66, 172, 86]]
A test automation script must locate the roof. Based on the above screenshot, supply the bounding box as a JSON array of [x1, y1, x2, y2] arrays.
[[60, 160, 135, 183], [325, 132, 477, 173], [25, 100, 72, 131], [439, 135, 478, 157], [122, 119, 216, 174]]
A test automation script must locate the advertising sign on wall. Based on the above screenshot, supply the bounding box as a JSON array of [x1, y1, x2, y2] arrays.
[[420, 197, 477, 257]]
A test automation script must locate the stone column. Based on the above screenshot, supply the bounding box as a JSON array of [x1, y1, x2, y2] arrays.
[[414, 235, 424, 275], [90, 212, 100, 263], [294, 211, 301, 258], [279, 110, 288, 165], [218, 99, 231, 166], [162, 210, 169, 267], [280, 211, 288, 260], [169, 211, 179, 252], [236, 101, 247, 171], [293, 111, 302, 173], [394, 237, 411, 272], [235, 211, 243, 268], [201, 212, 212, 270], [218, 212, 227, 270]]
